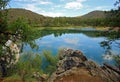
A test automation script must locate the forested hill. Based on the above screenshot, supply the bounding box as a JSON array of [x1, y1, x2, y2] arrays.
[[6, 8, 106, 21], [6, 8, 45, 24], [79, 10, 106, 19], [4, 8, 108, 27]]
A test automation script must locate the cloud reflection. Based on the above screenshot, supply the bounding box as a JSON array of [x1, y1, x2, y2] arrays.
[[64, 38, 80, 45]]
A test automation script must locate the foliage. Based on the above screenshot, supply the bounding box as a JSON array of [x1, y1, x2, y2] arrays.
[[0, 17, 32, 77], [5, 8, 45, 26], [6, 51, 59, 81], [43, 51, 59, 75], [3, 8, 118, 27], [0, 0, 12, 77], [0, 0, 10, 10], [105, 0, 120, 27], [0, 0, 10, 31], [8, 52, 43, 81], [9, 17, 31, 42]]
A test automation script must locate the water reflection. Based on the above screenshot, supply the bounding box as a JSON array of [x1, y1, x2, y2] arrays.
[[102, 50, 119, 60], [23, 28, 120, 65], [99, 30, 120, 66], [100, 39, 120, 62]]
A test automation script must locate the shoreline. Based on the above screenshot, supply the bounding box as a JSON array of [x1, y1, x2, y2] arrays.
[[32, 26, 120, 31]]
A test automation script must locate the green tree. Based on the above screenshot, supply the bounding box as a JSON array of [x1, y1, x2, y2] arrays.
[[9, 17, 31, 42], [0, 0, 10, 31], [0, 0, 32, 77], [106, 0, 120, 27], [43, 51, 59, 75], [0, 0, 11, 77], [14, 52, 42, 81]]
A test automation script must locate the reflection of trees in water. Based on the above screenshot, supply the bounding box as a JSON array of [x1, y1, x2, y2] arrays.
[[100, 39, 120, 50], [100, 30, 120, 51], [36, 29, 102, 38], [100, 31, 120, 67], [22, 29, 103, 52]]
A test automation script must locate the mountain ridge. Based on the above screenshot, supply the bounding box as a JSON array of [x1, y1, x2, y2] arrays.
[[6, 8, 106, 19], [6, 8, 45, 24], [78, 10, 106, 19]]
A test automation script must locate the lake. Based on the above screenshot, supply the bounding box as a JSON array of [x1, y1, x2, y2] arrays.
[[23, 28, 120, 65]]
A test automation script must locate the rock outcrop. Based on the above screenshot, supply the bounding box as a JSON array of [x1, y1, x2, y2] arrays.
[[49, 49, 120, 82]]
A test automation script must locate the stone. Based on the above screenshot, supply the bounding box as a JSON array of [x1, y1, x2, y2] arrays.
[[49, 49, 120, 82], [56, 67, 65, 75], [33, 72, 48, 82]]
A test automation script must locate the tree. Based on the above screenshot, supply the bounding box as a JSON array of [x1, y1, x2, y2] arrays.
[[0, 0, 10, 77], [0, 0, 10, 31], [0, 0, 33, 77], [106, 0, 120, 27]]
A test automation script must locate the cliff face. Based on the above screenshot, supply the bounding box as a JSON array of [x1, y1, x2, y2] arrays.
[[49, 49, 120, 82]]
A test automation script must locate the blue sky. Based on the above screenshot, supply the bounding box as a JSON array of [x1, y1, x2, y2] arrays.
[[9, 0, 115, 17]]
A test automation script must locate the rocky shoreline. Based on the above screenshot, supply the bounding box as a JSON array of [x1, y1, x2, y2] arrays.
[[49, 49, 120, 82]]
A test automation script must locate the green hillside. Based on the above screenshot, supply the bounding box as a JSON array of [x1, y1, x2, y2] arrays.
[[4, 8, 108, 27], [80, 10, 106, 19], [6, 8, 45, 25]]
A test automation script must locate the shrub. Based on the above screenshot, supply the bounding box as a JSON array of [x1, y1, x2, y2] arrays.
[[43, 51, 59, 75], [8, 17, 31, 42], [8, 52, 43, 81]]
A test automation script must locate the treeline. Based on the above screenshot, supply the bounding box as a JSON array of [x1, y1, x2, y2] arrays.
[[31, 1, 120, 28], [42, 17, 106, 27], [31, 15, 120, 27]]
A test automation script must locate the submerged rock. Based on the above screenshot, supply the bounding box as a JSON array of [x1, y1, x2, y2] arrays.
[[49, 49, 120, 82]]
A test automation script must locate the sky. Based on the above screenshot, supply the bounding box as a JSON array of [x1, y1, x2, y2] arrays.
[[9, 0, 116, 17]]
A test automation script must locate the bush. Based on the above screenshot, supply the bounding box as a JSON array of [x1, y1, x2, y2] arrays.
[[8, 17, 32, 42], [7, 52, 43, 81], [6, 50, 59, 81], [43, 51, 59, 75]]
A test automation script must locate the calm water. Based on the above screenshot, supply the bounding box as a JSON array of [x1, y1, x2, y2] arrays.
[[23, 28, 120, 65]]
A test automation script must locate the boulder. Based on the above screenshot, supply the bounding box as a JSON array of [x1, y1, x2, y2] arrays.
[[49, 49, 120, 82]]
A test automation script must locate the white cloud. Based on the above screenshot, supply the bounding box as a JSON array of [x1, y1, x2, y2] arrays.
[[94, 6, 111, 10], [14, 0, 52, 5], [40, 11, 64, 17], [38, 1, 52, 5], [16, 0, 57, 17], [14, 0, 37, 2], [21, 3, 42, 13], [64, 38, 79, 45], [65, 0, 86, 9], [65, 2, 83, 9]]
